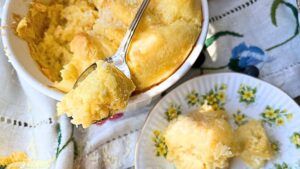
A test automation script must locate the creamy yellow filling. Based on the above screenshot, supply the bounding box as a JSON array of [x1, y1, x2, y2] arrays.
[[236, 120, 274, 169], [16, 0, 202, 92], [164, 106, 240, 169], [164, 105, 274, 169]]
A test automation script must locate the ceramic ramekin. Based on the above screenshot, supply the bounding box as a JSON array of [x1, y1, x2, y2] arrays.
[[1, 0, 209, 109]]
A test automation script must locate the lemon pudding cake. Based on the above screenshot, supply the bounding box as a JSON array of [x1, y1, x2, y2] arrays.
[[56, 60, 135, 128], [16, 0, 203, 92], [164, 106, 240, 169], [163, 105, 274, 169]]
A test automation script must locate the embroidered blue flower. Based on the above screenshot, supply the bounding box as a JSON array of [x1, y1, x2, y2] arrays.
[[229, 43, 267, 71]]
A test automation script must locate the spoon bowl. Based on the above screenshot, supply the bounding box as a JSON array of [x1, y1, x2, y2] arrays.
[[73, 0, 150, 89]]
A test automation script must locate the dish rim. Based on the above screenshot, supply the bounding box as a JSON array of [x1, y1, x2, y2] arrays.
[[0, 0, 209, 105]]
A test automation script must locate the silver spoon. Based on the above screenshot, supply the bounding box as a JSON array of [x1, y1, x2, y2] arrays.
[[73, 0, 150, 88]]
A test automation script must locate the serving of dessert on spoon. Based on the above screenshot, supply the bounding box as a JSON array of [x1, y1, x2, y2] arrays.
[[73, 0, 150, 88], [57, 0, 150, 128]]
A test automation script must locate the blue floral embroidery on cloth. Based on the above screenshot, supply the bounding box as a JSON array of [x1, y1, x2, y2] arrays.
[[229, 43, 267, 71]]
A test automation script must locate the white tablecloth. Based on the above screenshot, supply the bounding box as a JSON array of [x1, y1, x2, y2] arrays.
[[0, 0, 300, 168]]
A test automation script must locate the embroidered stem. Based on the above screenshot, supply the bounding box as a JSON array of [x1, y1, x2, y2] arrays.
[[266, 33, 298, 51], [267, 1, 299, 51], [56, 138, 74, 158], [0, 166, 6, 169], [56, 125, 75, 159], [201, 65, 228, 70], [205, 31, 243, 48]]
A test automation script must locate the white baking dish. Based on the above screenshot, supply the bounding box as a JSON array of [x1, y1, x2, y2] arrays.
[[1, 0, 209, 109]]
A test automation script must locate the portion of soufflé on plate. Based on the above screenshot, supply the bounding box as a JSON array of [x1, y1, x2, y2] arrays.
[[164, 105, 274, 169], [16, 0, 203, 93]]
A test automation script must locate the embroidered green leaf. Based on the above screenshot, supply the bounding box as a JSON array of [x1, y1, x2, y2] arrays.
[[55, 124, 62, 158], [205, 31, 243, 48], [267, 1, 299, 51], [271, 0, 282, 26], [0, 165, 7, 169]]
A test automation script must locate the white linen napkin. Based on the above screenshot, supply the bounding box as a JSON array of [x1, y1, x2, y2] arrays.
[[203, 0, 300, 98]]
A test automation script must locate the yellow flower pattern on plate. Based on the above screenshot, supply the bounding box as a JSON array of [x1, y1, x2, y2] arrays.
[[185, 84, 227, 110], [165, 104, 182, 122], [238, 84, 257, 105], [290, 132, 300, 149], [233, 110, 248, 126], [186, 90, 201, 106], [271, 142, 280, 153], [152, 130, 168, 157], [261, 106, 293, 127], [202, 83, 227, 110]]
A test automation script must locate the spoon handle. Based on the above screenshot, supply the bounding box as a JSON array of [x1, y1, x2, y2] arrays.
[[117, 0, 150, 54]]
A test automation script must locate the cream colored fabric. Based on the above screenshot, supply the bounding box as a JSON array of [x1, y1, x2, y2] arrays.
[[1, 0, 300, 169]]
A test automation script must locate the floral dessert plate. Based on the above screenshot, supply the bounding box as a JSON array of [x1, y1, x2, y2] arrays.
[[135, 72, 300, 169]]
